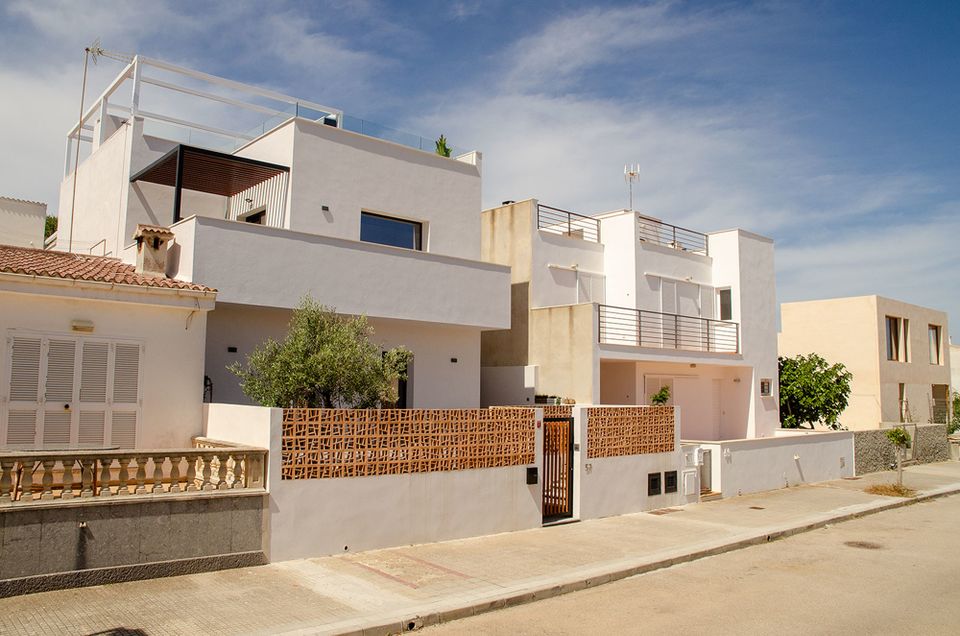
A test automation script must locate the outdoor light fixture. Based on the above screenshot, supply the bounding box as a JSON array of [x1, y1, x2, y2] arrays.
[[70, 319, 94, 333]]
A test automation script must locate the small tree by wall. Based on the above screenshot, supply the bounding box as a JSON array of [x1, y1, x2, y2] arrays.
[[885, 426, 911, 487], [229, 297, 411, 408], [435, 134, 452, 157], [778, 353, 852, 430], [650, 385, 670, 405], [44, 215, 58, 239]]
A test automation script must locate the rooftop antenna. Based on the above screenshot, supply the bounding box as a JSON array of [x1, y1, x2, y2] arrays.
[[68, 39, 134, 252], [624, 163, 640, 212]]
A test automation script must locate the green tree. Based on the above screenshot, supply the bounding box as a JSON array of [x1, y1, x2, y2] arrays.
[[44, 215, 58, 239], [885, 426, 911, 487], [435, 134, 452, 157], [949, 392, 960, 435], [650, 385, 670, 405], [229, 297, 411, 408], [778, 353, 852, 430]]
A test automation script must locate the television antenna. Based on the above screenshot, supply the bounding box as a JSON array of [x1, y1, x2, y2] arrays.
[[68, 39, 135, 252], [624, 164, 640, 212]]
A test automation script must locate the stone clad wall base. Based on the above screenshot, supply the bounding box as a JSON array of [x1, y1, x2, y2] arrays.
[[0, 493, 266, 597], [854, 424, 950, 475]]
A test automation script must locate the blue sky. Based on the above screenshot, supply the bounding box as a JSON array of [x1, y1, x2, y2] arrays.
[[1, 0, 958, 331]]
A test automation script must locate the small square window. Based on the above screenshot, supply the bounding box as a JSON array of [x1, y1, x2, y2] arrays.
[[760, 378, 772, 397], [648, 472, 662, 496], [664, 470, 678, 494]]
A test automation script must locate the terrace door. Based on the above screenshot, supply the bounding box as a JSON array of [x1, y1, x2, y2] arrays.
[[542, 416, 574, 522]]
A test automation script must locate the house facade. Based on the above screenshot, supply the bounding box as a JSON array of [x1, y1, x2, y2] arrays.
[[54, 56, 510, 409], [479, 199, 780, 440], [0, 234, 215, 449], [779, 295, 951, 429], [0, 196, 46, 249]]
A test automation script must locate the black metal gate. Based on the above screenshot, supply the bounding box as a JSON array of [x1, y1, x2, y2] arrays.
[[543, 416, 574, 521]]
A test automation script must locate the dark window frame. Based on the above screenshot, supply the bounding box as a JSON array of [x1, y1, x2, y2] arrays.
[[360, 211, 423, 251], [664, 470, 678, 494], [648, 472, 662, 496], [718, 288, 733, 321]]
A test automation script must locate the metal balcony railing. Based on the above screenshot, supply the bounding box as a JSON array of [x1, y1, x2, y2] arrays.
[[598, 304, 739, 353], [637, 214, 708, 255], [538, 204, 601, 243]]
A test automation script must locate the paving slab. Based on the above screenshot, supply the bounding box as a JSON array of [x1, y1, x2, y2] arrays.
[[1, 461, 959, 636]]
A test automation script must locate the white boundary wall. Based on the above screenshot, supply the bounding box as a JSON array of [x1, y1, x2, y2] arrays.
[[573, 405, 699, 520], [203, 403, 543, 562], [694, 429, 855, 498]]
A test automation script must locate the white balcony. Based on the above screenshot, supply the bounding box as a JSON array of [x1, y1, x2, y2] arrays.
[[166, 215, 511, 329]]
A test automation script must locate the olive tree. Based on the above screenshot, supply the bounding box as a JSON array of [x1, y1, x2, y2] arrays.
[[778, 353, 852, 430], [229, 297, 411, 408], [885, 426, 911, 487]]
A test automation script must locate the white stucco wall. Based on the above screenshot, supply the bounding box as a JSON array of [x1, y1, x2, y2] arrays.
[[480, 365, 537, 406], [205, 303, 485, 408], [0, 197, 46, 249], [167, 215, 510, 329], [0, 280, 212, 449], [695, 430, 854, 498], [574, 406, 698, 520], [203, 403, 543, 562], [531, 230, 606, 309]]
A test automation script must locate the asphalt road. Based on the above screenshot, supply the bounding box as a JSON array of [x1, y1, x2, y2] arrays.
[[426, 494, 960, 635]]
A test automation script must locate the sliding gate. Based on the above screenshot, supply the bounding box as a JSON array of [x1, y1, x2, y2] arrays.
[[542, 416, 574, 522]]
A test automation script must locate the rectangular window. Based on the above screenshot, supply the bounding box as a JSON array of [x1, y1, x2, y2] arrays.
[[898, 383, 907, 423], [648, 472, 662, 496], [718, 288, 732, 321], [664, 470, 678, 494], [360, 212, 422, 250], [886, 316, 901, 361], [760, 378, 772, 397], [929, 325, 942, 365], [903, 319, 910, 362]]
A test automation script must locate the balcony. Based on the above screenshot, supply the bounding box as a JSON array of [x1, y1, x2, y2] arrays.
[[598, 304, 739, 353], [167, 216, 511, 329], [637, 214, 708, 256], [537, 204, 601, 243]]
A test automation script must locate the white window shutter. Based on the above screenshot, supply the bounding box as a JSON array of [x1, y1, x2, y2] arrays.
[[111, 411, 137, 447], [80, 341, 109, 403], [112, 343, 140, 405], [9, 337, 42, 402], [78, 411, 105, 447], [42, 410, 72, 446], [44, 339, 77, 403], [6, 410, 38, 445]]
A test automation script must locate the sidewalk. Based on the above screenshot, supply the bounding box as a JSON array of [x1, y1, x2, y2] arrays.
[[2, 462, 959, 636]]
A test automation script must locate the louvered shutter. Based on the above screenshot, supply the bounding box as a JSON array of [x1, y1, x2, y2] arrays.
[[6, 336, 42, 446], [77, 341, 109, 447], [41, 339, 77, 447], [110, 343, 141, 447]]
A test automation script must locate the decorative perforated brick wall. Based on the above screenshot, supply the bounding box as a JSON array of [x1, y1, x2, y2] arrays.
[[586, 406, 675, 458]]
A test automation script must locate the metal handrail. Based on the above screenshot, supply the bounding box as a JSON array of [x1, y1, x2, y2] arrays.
[[636, 214, 708, 255], [537, 204, 601, 243], [598, 303, 739, 353]]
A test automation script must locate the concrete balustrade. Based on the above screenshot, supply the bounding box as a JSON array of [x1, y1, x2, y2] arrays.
[[0, 442, 266, 505]]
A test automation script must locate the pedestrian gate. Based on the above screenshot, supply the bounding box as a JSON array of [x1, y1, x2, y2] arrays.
[[542, 416, 574, 521]]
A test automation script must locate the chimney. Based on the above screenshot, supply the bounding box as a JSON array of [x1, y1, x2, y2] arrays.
[[133, 224, 175, 278]]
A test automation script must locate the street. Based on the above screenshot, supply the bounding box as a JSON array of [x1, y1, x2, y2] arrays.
[[427, 494, 960, 635]]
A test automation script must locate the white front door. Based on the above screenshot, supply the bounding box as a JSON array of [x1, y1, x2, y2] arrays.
[[2, 333, 142, 448]]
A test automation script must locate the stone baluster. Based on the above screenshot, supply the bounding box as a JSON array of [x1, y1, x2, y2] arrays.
[[116, 458, 131, 496], [168, 456, 182, 493], [0, 459, 14, 504], [81, 459, 95, 498], [20, 459, 35, 503], [217, 453, 229, 490], [134, 456, 149, 495], [40, 460, 56, 500], [248, 453, 264, 489], [201, 454, 216, 491], [62, 458, 75, 500], [185, 455, 198, 492], [231, 453, 245, 489], [152, 456, 165, 493], [99, 458, 113, 497]]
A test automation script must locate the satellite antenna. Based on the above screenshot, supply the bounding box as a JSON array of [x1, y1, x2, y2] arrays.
[[624, 164, 640, 212], [68, 39, 134, 252]]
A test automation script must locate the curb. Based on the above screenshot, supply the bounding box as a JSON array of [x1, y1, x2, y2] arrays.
[[332, 483, 960, 636]]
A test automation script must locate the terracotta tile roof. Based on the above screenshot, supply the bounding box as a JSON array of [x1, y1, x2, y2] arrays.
[[0, 244, 215, 293]]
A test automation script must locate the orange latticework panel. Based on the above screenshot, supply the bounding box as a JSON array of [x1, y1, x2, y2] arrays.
[[586, 406, 675, 458], [281, 408, 536, 479], [491, 405, 574, 419]]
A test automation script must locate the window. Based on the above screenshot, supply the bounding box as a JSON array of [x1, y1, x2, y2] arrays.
[[718, 288, 732, 321], [760, 378, 772, 397], [664, 470, 678, 494], [898, 383, 907, 423], [648, 472, 662, 496], [886, 316, 904, 361], [360, 212, 422, 250], [929, 325, 942, 365]]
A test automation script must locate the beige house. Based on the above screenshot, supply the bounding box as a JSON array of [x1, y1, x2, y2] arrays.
[[0, 230, 216, 449], [779, 295, 951, 430]]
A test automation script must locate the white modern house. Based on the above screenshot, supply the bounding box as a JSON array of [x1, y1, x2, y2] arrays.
[[53, 56, 511, 411], [480, 199, 780, 441], [0, 196, 46, 249]]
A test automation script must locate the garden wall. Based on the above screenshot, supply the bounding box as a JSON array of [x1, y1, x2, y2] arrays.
[[854, 424, 950, 475]]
